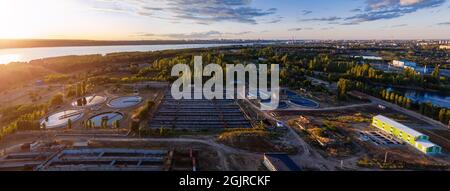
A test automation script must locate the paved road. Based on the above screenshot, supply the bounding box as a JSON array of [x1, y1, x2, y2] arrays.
[[279, 103, 374, 112]]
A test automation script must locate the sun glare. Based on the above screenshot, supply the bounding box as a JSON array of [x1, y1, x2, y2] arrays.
[[0, 0, 80, 39], [0, 1, 37, 39], [0, 54, 21, 64]]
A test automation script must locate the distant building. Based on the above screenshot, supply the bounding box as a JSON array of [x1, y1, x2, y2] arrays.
[[439, 45, 450, 50], [372, 115, 442, 155], [391, 60, 417, 69], [263, 153, 301, 171]]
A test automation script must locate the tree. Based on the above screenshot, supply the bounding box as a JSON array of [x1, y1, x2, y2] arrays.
[[67, 118, 72, 129], [82, 97, 87, 106], [389, 92, 395, 102], [406, 98, 412, 109], [50, 93, 64, 106], [337, 78, 350, 100], [402, 97, 408, 107], [81, 80, 87, 95], [113, 120, 120, 129], [446, 110, 450, 126], [431, 65, 440, 78], [130, 120, 140, 133], [438, 109, 446, 124], [160, 126, 166, 136], [66, 85, 76, 98], [281, 54, 288, 65], [76, 83, 82, 97], [101, 117, 108, 129]]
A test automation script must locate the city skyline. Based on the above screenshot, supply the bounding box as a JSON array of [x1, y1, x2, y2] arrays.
[[0, 0, 449, 40]]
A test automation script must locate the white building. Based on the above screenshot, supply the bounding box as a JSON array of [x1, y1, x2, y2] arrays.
[[439, 45, 450, 50], [391, 60, 417, 70]]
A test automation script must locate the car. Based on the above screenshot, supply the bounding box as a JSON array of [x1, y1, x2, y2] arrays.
[[378, 104, 386, 109]]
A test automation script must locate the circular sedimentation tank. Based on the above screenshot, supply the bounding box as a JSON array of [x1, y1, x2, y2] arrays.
[[41, 110, 84, 129], [87, 112, 123, 128], [71, 95, 107, 107], [286, 90, 319, 108], [107, 96, 142, 109]]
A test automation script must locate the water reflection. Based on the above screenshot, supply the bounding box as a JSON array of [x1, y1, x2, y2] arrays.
[[0, 54, 21, 64], [388, 87, 450, 108]]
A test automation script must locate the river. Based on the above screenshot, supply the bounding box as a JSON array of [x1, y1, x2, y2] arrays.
[[0, 43, 247, 64]]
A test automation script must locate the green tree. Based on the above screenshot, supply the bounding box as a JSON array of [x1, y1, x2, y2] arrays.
[[113, 120, 120, 129], [50, 93, 64, 106], [160, 126, 166, 136], [438, 109, 446, 123], [389, 92, 395, 102], [101, 117, 108, 129], [431, 65, 440, 78], [67, 118, 72, 129], [337, 78, 350, 100]]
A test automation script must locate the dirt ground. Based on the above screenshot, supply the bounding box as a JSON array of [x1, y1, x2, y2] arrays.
[[281, 104, 450, 170], [0, 84, 64, 109]]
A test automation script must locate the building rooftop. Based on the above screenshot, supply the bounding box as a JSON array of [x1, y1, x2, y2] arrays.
[[416, 140, 439, 149], [374, 115, 424, 138]]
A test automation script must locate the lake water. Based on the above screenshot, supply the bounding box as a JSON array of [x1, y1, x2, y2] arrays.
[[387, 87, 450, 109], [0, 43, 246, 64]]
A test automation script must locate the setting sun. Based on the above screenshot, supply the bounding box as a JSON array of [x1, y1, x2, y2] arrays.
[[0, 0, 83, 39]]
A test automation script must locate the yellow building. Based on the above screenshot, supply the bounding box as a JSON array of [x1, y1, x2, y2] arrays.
[[372, 115, 442, 155]]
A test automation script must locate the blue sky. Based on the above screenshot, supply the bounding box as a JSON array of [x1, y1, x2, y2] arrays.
[[0, 0, 449, 40]]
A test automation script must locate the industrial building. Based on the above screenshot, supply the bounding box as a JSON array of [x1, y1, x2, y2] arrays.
[[372, 115, 442, 155], [0, 144, 199, 171], [263, 153, 301, 171], [439, 45, 450, 50], [149, 91, 252, 129], [35, 148, 171, 171], [391, 59, 417, 69]]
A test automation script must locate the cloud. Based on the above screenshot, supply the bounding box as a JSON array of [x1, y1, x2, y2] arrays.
[[321, 27, 334, 30], [391, 24, 408, 27], [92, 0, 276, 24], [265, 16, 283, 23], [168, 0, 277, 24], [288, 27, 314, 31], [137, 30, 253, 39], [301, 16, 342, 22], [344, 0, 445, 24], [142, 6, 163, 11], [437, 21, 450, 25], [301, 10, 312, 15]]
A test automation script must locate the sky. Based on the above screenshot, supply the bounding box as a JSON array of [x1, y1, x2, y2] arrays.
[[0, 0, 449, 40]]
